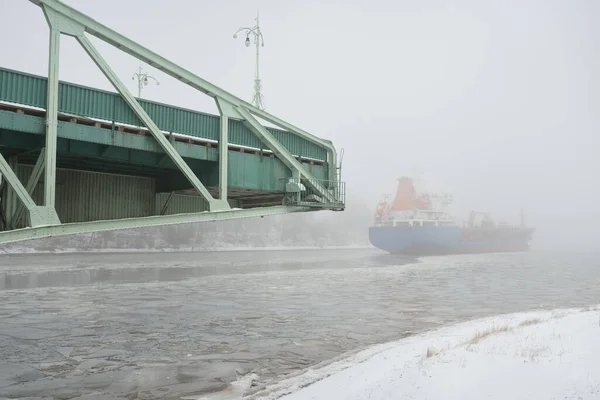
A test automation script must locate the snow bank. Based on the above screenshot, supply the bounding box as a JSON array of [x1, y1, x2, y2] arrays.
[[247, 306, 600, 400]]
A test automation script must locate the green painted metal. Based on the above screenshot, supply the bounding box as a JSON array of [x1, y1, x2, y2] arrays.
[[44, 27, 60, 209], [0, 204, 311, 245], [0, 111, 329, 192], [27, 0, 336, 165], [282, 177, 345, 210], [218, 109, 228, 200], [156, 192, 207, 215], [0, 110, 220, 162], [76, 34, 226, 211], [14, 164, 155, 227], [304, 162, 329, 181], [158, 192, 174, 215], [237, 106, 335, 202], [3, 157, 18, 228], [11, 149, 45, 229], [155, 193, 241, 215], [227, 151, 284, 191], [0, 149, 59, 227], [0, 67, 328, 161], [0, 0, 345, 245]]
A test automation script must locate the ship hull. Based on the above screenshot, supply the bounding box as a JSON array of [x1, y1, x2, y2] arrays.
[[369, 225, 534, 256]]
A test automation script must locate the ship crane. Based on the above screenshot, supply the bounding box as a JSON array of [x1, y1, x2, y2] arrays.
[[468, 211, 495, 229]]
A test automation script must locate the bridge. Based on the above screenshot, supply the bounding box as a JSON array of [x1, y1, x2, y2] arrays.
[[0, 0, 345, 244]]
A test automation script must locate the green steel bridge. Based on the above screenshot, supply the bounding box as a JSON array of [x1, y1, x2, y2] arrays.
[[0, 0, 345, 244]]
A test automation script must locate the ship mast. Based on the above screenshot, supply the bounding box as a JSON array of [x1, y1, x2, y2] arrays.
[[411, 165, 424, 195]]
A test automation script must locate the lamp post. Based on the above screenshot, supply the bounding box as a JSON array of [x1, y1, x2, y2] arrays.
[[233, 11, 265, 110], [131, 64, 159, 98]]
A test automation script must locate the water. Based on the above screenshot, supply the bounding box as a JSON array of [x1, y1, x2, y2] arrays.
[[0, 249, 598, 399]]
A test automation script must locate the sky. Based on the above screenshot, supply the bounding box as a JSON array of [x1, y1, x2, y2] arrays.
[[1, 0, 599, 248]]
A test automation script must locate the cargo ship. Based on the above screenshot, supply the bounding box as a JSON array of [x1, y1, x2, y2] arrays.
[[369, 177, 534, 255]]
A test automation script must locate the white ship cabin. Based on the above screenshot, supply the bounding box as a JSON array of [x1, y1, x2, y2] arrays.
[[377, 209, 456, 227], [374, 192, 456, 227]]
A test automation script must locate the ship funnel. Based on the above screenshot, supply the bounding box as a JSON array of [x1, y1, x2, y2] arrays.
[[390, 177, 424, 211]]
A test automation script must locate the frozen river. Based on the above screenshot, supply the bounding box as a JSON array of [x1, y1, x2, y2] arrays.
[[0, 249, 599, 399]]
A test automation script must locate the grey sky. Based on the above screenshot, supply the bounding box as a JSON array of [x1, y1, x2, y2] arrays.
[[1, 0, 599, 248]]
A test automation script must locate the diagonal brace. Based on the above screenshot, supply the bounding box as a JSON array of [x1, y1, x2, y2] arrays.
[[11, 149, 46, 229], [75, 34, 229, 211], [32, 0, 338, 185], [236, 106, 335, 203], [0, 152, 58, 227], [0, 154, 38, 215]]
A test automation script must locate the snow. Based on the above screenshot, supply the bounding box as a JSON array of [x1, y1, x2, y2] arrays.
[[246, 306, 600, 400]]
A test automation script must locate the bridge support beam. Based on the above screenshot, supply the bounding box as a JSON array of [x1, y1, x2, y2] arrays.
[[0, 205, 311, 245], [219, 114, 228, 200], [3, 156, 18, 228], [30, 0, 341, 204], [11, 149, 46, 229], [0, 153, 59, 228], [236, 107, 335, 203], [44, 27, 60, 209], [75, 35, 229, 212], [215, 98, 242, 202]]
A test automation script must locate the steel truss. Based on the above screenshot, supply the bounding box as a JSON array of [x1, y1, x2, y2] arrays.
[[0, 0, 343, 244]]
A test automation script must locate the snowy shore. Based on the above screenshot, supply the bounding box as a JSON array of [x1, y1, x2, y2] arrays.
[[241, 306, 600, 400]]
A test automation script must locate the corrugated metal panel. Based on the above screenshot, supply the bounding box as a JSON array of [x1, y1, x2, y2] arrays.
[[305, 163, 329, 181], [0, 67, 47, 109], [113, 96, 141, 126], [228, 152, 290, 191], [268, 127, 328, 161], [56, 168, 154, 223], [171, 107, 219, 140], [0, 67, 329, 161], [229, 119, 262, 149], [59, 82, 115, 122], [155, 193, 208, 215], [139, 99, 171, 130], [12, 162, 254, 228], [14, 164, 155, 226]]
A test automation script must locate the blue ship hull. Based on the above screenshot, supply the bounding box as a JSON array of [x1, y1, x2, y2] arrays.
[[369, 225, 534, 255]]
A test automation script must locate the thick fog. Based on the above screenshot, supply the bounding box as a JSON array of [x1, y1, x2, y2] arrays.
[[1, 0, 598, 250]]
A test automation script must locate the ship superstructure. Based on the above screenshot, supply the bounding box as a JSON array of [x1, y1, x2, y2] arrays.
[[369, 177, 534, 255]]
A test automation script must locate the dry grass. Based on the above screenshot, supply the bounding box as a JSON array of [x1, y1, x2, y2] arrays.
[[551, 310, 569, 319], [518, 318, 543, 327], [519, 345, 550, 362], [426, 347, 438, 358], [549, 329, 562, 340], [464, 324, 512, 346]]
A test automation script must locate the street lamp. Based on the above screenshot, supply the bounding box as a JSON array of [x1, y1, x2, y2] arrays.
[[233, 11, 265, 110], [132, 64, 159, 98]]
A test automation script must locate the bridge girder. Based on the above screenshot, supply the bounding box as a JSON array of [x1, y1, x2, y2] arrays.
[[0, 0, 344, 244]]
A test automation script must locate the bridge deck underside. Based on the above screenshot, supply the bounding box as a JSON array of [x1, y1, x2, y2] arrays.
[[2, 162, 261, 229]]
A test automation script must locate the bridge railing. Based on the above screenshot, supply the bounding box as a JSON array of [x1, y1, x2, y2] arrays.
[[281, 177, 346, 210]]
